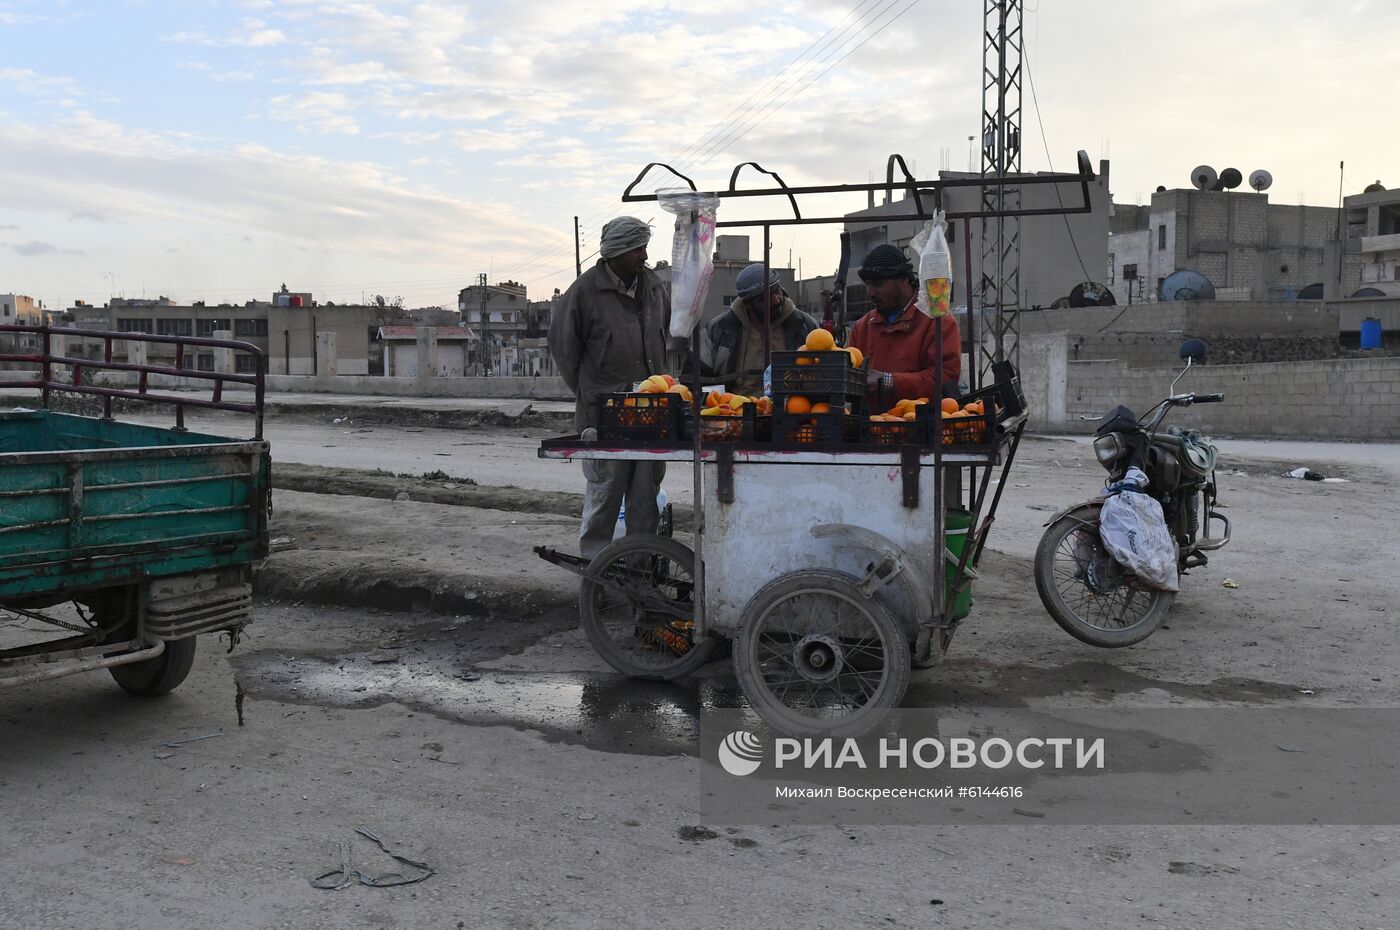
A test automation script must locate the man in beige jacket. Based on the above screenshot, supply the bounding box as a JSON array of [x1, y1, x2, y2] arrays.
[[548, 216, 671, 560]]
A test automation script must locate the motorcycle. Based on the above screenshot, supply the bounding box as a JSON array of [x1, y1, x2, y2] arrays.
[[1033, 339, 1232, 647]]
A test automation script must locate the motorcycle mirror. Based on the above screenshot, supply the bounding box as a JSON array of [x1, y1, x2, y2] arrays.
[[1179, 339, 1207, 364]]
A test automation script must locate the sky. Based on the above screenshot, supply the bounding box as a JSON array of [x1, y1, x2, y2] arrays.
[[1, 0, 1397, 313]]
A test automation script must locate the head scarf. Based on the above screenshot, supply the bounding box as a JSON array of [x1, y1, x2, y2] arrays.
[[599, 216, 652, 259], [857, 244, 916, 284]]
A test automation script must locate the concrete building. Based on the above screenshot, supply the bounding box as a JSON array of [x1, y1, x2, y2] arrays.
[[1339, 183, 1400, 298], [0, 294, 44, 352], [456, 280, 558, 375], [64, 297, 270, 372], [376, 326, 476, 377], [1109, 186, 1339, 303], [843, 161, 1113, 311]]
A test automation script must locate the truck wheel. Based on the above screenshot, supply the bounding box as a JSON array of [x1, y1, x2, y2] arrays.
[[735, 570, 909, 738], [110, 638, 197, 696]]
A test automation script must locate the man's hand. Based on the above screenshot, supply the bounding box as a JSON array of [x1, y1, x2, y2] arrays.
[[866, 368, 886, 392]]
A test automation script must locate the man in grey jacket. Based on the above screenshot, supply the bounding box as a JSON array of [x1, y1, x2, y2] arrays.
[[700, 262, 818, 396], [548, 216, 671, 560]]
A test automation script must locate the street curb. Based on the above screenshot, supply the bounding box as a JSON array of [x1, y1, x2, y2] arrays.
[[253, 557, 577, 618]]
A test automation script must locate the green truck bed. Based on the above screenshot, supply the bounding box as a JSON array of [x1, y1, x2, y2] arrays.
[[0, 409, 270, 603]]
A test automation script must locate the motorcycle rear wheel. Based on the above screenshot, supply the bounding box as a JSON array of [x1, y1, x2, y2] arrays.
[[1034, 505, 1173, 648]]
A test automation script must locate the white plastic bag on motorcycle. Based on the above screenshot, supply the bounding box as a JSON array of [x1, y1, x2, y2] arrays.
[[1098, 468, 1179, 593]]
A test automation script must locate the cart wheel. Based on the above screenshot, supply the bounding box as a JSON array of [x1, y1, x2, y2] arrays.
[[578, 534, 718, 681], [735, 570, 910, 738], [110, 638, 197, 697]]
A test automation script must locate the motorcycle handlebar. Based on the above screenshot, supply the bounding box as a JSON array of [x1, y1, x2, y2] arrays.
[[1194, 392, 1225, 403]]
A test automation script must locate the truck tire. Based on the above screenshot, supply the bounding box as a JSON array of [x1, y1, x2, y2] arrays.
[[110, 637, 197, 696]]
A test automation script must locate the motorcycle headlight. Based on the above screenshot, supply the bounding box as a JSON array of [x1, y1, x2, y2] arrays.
[[1093, 432, 1125, 464]]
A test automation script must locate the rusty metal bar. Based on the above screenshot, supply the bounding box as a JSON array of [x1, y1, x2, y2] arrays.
[[0, 324, 265, 435]]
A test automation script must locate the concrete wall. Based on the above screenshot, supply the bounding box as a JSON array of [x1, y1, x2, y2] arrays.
[[264, 374, 572, 400], [1017, 345, 1400, 440]]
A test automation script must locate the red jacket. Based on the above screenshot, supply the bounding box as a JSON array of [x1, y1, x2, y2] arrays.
[[847, 302, 961, 406]]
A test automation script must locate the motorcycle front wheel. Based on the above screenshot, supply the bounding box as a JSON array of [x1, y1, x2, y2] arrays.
[[1033, 504, 1174, 648]]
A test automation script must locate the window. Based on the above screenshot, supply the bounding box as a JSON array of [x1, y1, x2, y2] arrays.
[[117, 318, 153, 333], [1122, 263, 1138, 281], [1157, 225, 1167, 250], [197, 354, 214, 371], [1157, 277, 1166, 298], [234, 318, 268, 337], [197, 319, 231, 337], [156, 318, 193, 336], [235, 354, 263, 373]]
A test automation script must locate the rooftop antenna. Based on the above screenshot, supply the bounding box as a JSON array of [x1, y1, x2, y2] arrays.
[[1248, 169, 1273, 193]]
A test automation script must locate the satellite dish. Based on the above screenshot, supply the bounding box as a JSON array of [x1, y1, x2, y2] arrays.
[[1217, 168, 1243, 191], [1190, 165, 1218, 191], [1351, 287, 1386, 298], [1069, 281, 1117, 307], [1364, 180, 1386, 193], [1249, 169, 1273, 192], [1159, 269, 1216, 302]]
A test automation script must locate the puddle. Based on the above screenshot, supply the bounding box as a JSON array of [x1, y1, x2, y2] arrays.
[[233, 635, 1300, 758], [234, 651, 745, 756]]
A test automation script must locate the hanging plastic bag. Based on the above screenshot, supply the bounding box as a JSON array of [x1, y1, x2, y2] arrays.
[[1098, 477, 1179, 592], [658, 189, 720, 339], [913, 211, 953, 318]]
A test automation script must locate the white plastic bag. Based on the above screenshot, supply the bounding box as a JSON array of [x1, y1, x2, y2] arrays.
[[658, 189, 720, 339], [911, 211, 952, 318], [1099, 488, 1179, 592]]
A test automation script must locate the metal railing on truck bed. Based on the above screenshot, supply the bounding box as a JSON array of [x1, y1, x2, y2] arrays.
[[0, 324, 265, 439]]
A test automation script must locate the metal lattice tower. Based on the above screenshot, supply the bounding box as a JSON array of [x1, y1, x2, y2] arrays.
[[979, 0, 1023, 381]]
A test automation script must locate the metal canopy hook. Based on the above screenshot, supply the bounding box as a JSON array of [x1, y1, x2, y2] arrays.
[[621, 163, 697, 201], [727, 162, 802, 221]]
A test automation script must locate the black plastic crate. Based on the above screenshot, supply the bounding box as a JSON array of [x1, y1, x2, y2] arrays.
[[771, 411, 857, 447], [596, 392, 686, 443], [860, 404, 936, 446], [770, 350, 865, 400], [685, 404, 773, 443]]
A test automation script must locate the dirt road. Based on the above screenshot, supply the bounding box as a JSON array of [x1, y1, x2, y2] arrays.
[[4, 413, 1399, 928]]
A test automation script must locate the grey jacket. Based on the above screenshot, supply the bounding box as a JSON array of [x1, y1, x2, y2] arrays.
[[549, 259, 670, 429]]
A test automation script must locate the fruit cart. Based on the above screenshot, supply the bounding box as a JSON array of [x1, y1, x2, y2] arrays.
[[537, 155, 1093, 736]]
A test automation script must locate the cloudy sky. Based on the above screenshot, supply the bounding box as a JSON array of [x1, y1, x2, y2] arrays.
[[1, 0, 1396, 312]]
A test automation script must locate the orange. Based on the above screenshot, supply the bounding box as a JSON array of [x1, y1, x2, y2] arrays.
[[940, 397, 959, 415], [844, 346, 864, 368], [794, 424, 816, 444], [785, 396, 812, 414], [804, 328, 835, 352], [660, 374, 676, 388], [810, 402, 831, 414], [795, 354, 817, 366], [963, 401, 984, 415]]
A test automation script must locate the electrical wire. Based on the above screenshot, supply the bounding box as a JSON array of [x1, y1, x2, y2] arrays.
[[1023, 42, 1094, 287], [493, 0, 915, 285]]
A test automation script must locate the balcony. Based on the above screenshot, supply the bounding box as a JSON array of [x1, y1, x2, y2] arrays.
[[1359, 233, 1400, 254]]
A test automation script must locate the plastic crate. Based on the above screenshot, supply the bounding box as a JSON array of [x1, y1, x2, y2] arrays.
[[686, 404, 773, 443], [770, 350, 865, 401], [860, 405, 934, 446], [596, 392, 686, 443], [771, 411, 857, 447]]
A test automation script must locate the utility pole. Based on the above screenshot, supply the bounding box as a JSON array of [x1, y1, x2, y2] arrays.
[[574, 216, 582, 277], [478, 272, 490, 377], [979, 0, 1024, 382]]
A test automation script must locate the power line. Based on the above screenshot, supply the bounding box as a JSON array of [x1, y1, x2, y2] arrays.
[[1023, 40, 1093, 285], [493, 0, 905, 284]]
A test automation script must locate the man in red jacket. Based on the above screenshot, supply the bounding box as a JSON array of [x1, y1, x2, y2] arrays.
[[847, 243, 961, 410]]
